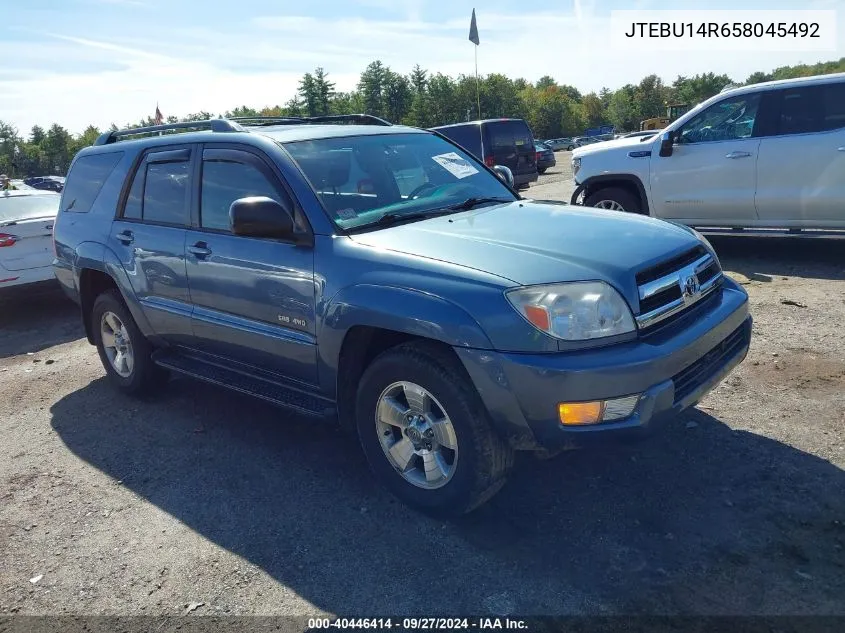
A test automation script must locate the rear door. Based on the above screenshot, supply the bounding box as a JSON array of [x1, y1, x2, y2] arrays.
[[0, 194, 59, 275], [755, 81, 845, 227], [110, 145, 194, 343], [486, 120, 536, 177], [184, 146, 318, 384]]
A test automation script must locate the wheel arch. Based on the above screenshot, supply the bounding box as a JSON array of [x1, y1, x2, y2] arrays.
[[77, 247, 154, 345], [573, 174, 650, 215], [318, 284, 495, 431]]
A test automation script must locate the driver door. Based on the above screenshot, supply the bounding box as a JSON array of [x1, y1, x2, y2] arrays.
[[184, 146, 318, 384], [649, 92, 762, 225]]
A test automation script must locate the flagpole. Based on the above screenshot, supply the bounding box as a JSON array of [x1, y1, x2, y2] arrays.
[[469, 8, 481, 120], [474, 45, 481, 120]]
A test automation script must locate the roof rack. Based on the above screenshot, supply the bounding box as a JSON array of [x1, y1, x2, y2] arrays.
[[94, 119, 244, 146], [231, 114, 392, 127]]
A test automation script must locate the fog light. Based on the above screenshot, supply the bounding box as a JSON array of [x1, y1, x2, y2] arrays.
[[558, 401, 604, 425], [602, 395, 640, 421], [558, 394, 640, 426]]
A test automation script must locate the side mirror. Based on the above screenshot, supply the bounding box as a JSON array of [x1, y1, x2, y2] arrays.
[[492, 165, 514, 188], [230, 196, 295, 240], [658, 131, 674, 157]]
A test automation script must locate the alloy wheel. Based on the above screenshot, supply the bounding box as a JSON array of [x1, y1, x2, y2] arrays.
[[375, 381, 459, 489]]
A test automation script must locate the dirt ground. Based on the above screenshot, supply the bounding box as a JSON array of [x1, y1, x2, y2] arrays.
[[1, 226, 843, 619]]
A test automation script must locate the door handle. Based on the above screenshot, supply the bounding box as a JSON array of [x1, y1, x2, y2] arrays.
[[725, 151, 752, 159], [116, 230, 134, 245], [187, 242, 212, 258]]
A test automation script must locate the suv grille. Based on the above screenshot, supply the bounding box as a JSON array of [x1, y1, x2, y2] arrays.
[[636, 246, 723, 330]]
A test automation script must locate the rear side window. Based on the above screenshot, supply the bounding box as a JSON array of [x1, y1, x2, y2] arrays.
[[121, 149, 191, 225], [436, 125, 483, 159], [61, 152, 123, 213], [773, 82, 845, 135], [778, 87, 822, 135], [821, 82, 845, 131], [143, 162, 190, 225], [488, 121, 533, 154]]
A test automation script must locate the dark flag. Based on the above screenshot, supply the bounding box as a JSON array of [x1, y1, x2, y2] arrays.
[[469, 8, 480, 45], [154, 104, 163, 125]]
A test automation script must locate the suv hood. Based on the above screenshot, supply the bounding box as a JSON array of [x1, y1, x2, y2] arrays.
[[349, 201, 702, 303], [573, 135, 656, 158]]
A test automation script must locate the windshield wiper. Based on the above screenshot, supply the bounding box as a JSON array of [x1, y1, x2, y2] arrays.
[[367, 208, 457, 229], [348, 198, 513, 232], [448, 197, 513, 211]]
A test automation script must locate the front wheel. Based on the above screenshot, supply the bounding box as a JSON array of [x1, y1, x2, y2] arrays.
[[538, 167, 547, 174], [356, 343, 514, 516], [584, 187, 641, 213]]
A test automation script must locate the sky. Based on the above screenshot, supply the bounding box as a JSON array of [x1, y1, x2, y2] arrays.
[[1, 0, 843, 134]]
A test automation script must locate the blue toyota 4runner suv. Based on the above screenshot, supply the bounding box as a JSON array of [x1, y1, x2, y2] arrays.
[[53, 115, 751, 516]]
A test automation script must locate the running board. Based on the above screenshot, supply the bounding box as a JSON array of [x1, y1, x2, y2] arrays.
[[696, 227, 845, 239], [152, 350, 336, 418]]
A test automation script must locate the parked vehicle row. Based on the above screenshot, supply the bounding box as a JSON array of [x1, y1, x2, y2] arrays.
[[24, 176, 65, 193], [51, 113, 750, 516], [572, 72, 845, 230], [542, 137, 575, 151], [534, 142, 556, 173]]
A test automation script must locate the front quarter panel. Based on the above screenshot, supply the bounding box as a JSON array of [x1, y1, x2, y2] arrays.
[[314, 235, 565, 396], [574, 142, 655, 206], [318, 283, 494, 396]]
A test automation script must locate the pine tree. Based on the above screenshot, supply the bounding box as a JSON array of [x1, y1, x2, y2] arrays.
[[358, 61, 386, 117], [313, 67, 335, 116], [299, 73, 318, 117]]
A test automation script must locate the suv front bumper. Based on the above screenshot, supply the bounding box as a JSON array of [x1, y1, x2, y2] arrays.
[[456, 279, 751, 451]]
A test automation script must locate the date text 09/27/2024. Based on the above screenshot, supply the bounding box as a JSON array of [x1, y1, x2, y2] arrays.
[[624, 21, 820, 38], [307, 618, 528, 630]]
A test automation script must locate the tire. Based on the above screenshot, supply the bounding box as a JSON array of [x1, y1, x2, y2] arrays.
[[356, 342, 514, 517], [585, 186, 641, 213], [91, 289, 167, 395], [538, 168, 547, 174]]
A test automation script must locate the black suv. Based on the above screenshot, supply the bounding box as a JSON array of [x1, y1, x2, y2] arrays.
[[430, 119, 538, 189]]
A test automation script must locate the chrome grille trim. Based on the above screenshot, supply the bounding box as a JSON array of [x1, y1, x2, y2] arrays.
[[639, 254, 711, 300], [636, 252, 723, 329]]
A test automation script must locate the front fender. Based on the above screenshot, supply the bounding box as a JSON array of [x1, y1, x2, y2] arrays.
[[574, 173, 650, 214], [317, 284, 493, 396]]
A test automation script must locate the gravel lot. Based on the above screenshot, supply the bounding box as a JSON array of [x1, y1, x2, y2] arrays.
[[535, 150, 575, 189], [1, 188, 844, 619]]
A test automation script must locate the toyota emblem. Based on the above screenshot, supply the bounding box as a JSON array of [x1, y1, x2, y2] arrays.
[[681, 274, 700, 298]]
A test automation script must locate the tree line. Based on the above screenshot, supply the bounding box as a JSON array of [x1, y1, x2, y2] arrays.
[[2, 56, 843, 178]]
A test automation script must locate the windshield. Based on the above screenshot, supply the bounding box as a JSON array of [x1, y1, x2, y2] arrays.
[[282, 132, 516, 230], [0, 194, 59, 224]]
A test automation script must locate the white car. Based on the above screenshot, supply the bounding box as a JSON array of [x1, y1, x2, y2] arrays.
[[0, 189, 61, 296], [571, 72, 845, 230]]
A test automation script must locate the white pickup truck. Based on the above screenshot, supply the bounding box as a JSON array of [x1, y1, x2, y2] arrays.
[[571, 72, 845, 231]]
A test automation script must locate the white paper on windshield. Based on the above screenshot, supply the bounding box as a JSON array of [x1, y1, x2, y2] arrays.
[[431, 152, 479, 179]]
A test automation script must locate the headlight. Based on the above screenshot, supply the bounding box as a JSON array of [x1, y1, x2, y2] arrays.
[[506, 281, 636, 341], [571, 156, 581, 176]]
